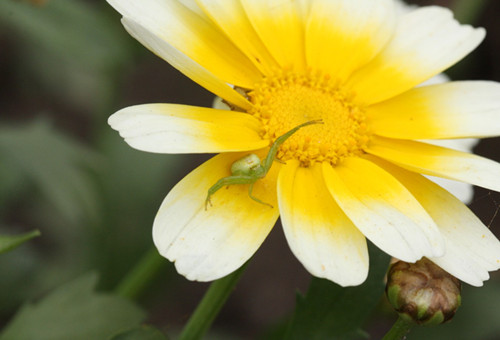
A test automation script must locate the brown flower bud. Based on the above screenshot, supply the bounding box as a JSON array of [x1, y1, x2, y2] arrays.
[[386, 258, 461, 325]]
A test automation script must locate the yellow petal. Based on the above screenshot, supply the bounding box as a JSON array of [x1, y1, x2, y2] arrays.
[[153, 152, 280, 281], [322, 158, 444, 262], [347, 6, 485, 105], [108, 0, 262, 88], [295, 0, 312, 20], [121, 18, 252, 111], [196, 0, 279, 75], [108, 104, 268, 153], [368, 81, 500, 139], [241, 0, 306, 71], [277, 161, 368, 286], [306, 0, 396, 81], [367, 136, 500, 192], [370, 156, 500, 286]]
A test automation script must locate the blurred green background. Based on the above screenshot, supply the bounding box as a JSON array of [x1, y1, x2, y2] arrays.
[[0, 0, 499, 339]]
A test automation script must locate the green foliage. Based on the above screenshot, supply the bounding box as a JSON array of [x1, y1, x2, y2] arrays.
[[0, 119, 100, 223], [93, 130, 185, 290], [0, 0, 134, 112], [0, 273, 146, 340], [0, 230, 40, 254], [283, 244, 390, 340], [110, 326, 169, 340]]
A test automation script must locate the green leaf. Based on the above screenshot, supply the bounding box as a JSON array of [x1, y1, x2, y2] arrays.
[[0, 119, 101, 223], [109, 326, 169, 340], [0, 230, 40, 254], [284, 243, 390, 340], [0, 273, 146, 340]]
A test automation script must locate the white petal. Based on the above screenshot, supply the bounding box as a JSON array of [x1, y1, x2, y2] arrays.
[[429, 242, 490, 286], [424, 176, 475, 205], [425, 138, 478, 153], [418, 73, 450, 87]]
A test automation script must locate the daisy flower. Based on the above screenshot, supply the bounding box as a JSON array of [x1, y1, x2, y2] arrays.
[[107, 0, 500, 287]]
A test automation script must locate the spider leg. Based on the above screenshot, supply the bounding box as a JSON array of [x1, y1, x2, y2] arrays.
[[205, 175, 256, 210], [261, 119, 323, 173], [247, 182, 273, 208]]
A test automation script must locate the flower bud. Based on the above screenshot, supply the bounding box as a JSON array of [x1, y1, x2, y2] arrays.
[[386, 258, 461, 325]]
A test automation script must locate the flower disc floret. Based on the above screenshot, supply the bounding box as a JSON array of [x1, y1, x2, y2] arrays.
[[248, 70, 371, 167]]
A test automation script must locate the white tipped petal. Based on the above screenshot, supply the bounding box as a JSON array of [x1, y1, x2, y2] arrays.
[[177, 0, 207, 18], [370, 156, 500, 286], [108, 0, 262, 88], [153, 152, 280, 281], [277, 161, 369, 286], [423, 138, 478, 204], [196, 0, 279, 75], [367, 137, 500, 193], [348, 6, 485, 104], [108, 104, 268, 153], [241, 0, 306, 71], [121, 18, 252, 111], [429, 242, 490, 287], [306, 0, 396, 80], [322, 158, 444, 262], [425, 176, 475, 205], [368, 81, 500, 139]]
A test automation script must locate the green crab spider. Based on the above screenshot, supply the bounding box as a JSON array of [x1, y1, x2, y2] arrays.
[[205, 119, 323, 210]]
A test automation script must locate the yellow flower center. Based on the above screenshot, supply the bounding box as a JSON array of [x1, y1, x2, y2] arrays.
[[248, 70, 371, 167]]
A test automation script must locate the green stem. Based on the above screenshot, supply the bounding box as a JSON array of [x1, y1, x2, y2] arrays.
[[453, 0, 490, 24], [178, 264, 247, 340], [382, 316, 414, 340], [115, 247, 165, 300]]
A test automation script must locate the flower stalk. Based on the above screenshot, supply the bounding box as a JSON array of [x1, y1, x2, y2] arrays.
[[382, 316, 414, 340], [116, 247, 165, 300], [178, 263, 248, 340]]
